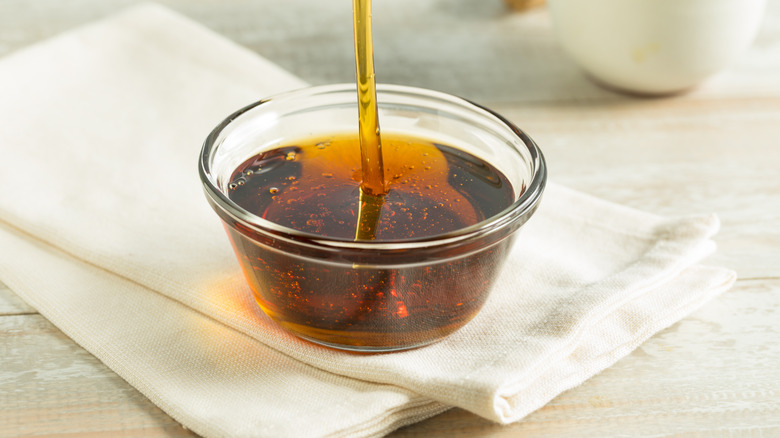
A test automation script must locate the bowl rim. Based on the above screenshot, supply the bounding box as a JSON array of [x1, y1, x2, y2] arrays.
[[199, 83, 547, 251]]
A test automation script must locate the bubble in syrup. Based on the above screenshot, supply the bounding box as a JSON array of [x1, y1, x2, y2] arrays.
[[269, 187, 279, 194]]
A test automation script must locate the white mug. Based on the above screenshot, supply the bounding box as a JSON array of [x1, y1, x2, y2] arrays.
[[548, 0, 766, 94]]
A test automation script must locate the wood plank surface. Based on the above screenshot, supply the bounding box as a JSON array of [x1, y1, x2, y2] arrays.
[[1, 0, 779, 437]]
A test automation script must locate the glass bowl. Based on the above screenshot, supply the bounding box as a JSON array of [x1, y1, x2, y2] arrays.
[[199, 84, 546, 351]]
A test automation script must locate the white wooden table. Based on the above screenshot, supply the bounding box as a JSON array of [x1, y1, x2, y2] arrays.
[[2, 1, 779, 436]]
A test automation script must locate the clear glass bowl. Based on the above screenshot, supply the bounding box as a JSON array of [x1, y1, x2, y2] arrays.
[[199, 84, 546, 351]]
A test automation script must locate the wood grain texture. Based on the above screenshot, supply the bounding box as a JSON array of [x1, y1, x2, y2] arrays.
[[1, 0, 779, 436], [493, 97, 780, 280]]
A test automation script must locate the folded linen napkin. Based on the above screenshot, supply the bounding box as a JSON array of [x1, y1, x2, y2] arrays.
[[0, 4, 736, 437]]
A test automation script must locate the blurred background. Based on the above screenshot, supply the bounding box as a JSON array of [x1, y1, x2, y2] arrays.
[[1, 0, 777, 104]]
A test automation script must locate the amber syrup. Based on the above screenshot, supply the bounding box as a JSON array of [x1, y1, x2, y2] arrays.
[[226, 134, 516, 348]]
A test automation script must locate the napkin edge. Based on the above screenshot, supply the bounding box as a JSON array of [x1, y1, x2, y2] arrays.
[[491, 264, 737, 424]]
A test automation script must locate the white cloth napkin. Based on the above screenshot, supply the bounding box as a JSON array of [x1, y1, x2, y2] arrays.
[[0, 4, 735, 437]]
